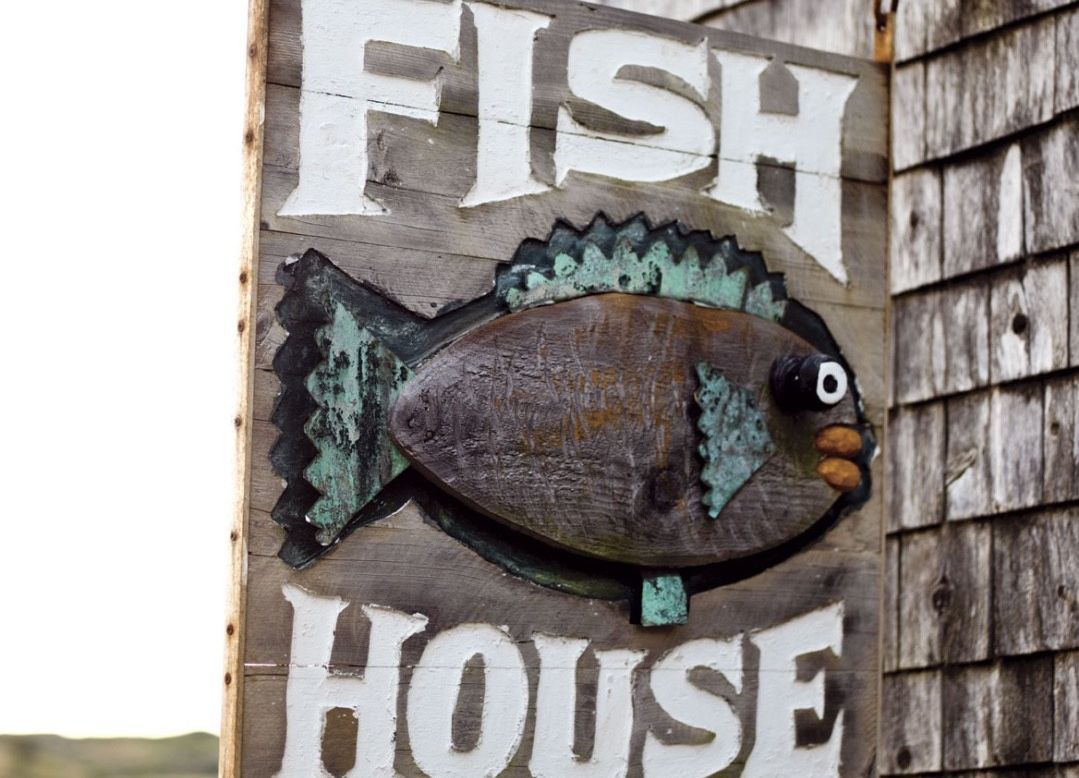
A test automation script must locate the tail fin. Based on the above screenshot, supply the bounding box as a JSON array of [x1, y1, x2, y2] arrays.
[[270, 249, 498, 566]]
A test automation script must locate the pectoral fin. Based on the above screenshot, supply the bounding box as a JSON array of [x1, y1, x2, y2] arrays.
[[695, 362, 776, 519]]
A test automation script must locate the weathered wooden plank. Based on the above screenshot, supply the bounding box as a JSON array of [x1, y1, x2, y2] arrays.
[[890, 168, 941, 294], [254, 284, 284, 372], [699, 0, 875, 60], [265, 0, 889, 180], [895, 0, 1072, 62], [893, 291, 945, 404], [259, 226, 499, 319], [925, 16, 1056, 159], [893, 0, 961, 63], [879, 670, 942, 774], [596, 0, 751, 22], [240, 506, 881, 777], [1024, 117, 1079, 255], [251, 419, 284, 516], [1058, 7, 1079, 113], [892, 63, 926, 172], [946, 391, 992, 521], [1056, 650, 1079, 762], [259, 84, 888, 314], [989, 385, 1044, 513], [893, 283, 990, 403], [222, 0, 271, 774], [941, 281, 991, 394], [1044, 373, 1079, 505], [994, 508, 1079, 655], [1072, 251, 1079, 367], [897, 522, 990, 669], [943, 142, 1024, 278], [252, 368, 278, 425], [883, 536, 899, 673], [887, 403, 944, 531], [942, 658, 1055, 771], [990, 258, 1069, 383]]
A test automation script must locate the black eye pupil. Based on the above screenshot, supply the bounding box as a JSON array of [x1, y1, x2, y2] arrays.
[[823, 375, 838, 393]]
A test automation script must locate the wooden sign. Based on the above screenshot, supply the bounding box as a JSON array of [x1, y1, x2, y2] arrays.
[[224, 0, 888, 774]]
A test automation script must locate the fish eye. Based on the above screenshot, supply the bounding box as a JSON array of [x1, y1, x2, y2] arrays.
[[815, 361, 848, 406]]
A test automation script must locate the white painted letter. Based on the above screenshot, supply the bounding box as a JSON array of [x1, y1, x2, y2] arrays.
[[407, 623, 529, 777], [280, 0, 461, 216], [530, 635, 646, 777], [275, 584, 428, 778], [555, 31, 713, 186], [460, 3, 552, 207], [708, 52, 857, 284], [642, 637, 743, 777], [742, 602, 844, 777]]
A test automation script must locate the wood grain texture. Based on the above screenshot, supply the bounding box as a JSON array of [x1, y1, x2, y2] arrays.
[[892, 290, 945, 404], [221, 0, 270, 774], [989, 385, 1044, 513], [893, 282, 990, 402], [595, 0, 751, 22], [946, 391, 993, 521], [942, 657, 1055, 771], [1023, 117, 1079, 255], [941, 280, 992, 394], [879, 670, 942, 775], [1045, 375, 1079, 504], [897, 523, 990, 669], [259, 83, 888, 315], [991, 259, 1070, 383], [891, 63, 926, 172], [1055, 650, 1079, 762], [1058, 7, 1079, 114], [925, 16, 1056, 160], [698, 0, 874, 59], [391, 293, 863, 566], [883, 536, 899, 673], [895, 0, 1073, 63], [993, 509, 1079, 655], [890, 168, 941, 294], [258, 228, 498, 320], [887, 403, 944, 531], [240, 506, 881, 777], [1072, 252, 1079, 368], [943, 143, 1025, 278]]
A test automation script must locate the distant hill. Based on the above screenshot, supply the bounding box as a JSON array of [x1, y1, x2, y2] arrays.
[[0, 732, 216, 778]]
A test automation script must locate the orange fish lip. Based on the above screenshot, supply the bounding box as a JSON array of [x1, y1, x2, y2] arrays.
[[815, 425, 863, 492]]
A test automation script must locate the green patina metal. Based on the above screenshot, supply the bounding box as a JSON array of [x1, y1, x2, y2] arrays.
[[499, 217, 786, 322], [695, 362, 776, 519], [304, 303, 413, 545], [640, 573, 689, 627]]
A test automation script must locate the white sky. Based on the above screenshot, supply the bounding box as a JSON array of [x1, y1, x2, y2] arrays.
[[0, 1, 249, 737]]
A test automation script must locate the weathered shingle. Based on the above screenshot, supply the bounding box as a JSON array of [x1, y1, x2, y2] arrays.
[[942, 657, 1055, 770], [880, 670, 943, 774], [994, 508, 1079, 655], [926, 17, 1056, 158]]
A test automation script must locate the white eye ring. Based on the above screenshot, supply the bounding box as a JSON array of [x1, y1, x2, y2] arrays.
[[816, 362, 848, 406]]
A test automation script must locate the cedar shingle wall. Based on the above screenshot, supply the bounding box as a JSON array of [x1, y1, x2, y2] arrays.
[[596, 0, 1079, 772], [884, 3, 1079, 772]]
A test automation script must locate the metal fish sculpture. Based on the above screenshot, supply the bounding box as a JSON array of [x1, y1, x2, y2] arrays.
[[271, 215, 875, 626]]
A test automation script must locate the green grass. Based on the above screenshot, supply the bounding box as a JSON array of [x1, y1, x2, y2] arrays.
[[0, 732, 216, 778]]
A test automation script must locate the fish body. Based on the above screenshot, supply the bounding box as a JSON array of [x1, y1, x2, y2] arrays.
[[390, 292, 856, 567]]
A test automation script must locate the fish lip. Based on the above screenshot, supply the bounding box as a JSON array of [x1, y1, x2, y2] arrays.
[[813, 424, 866, 492]]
